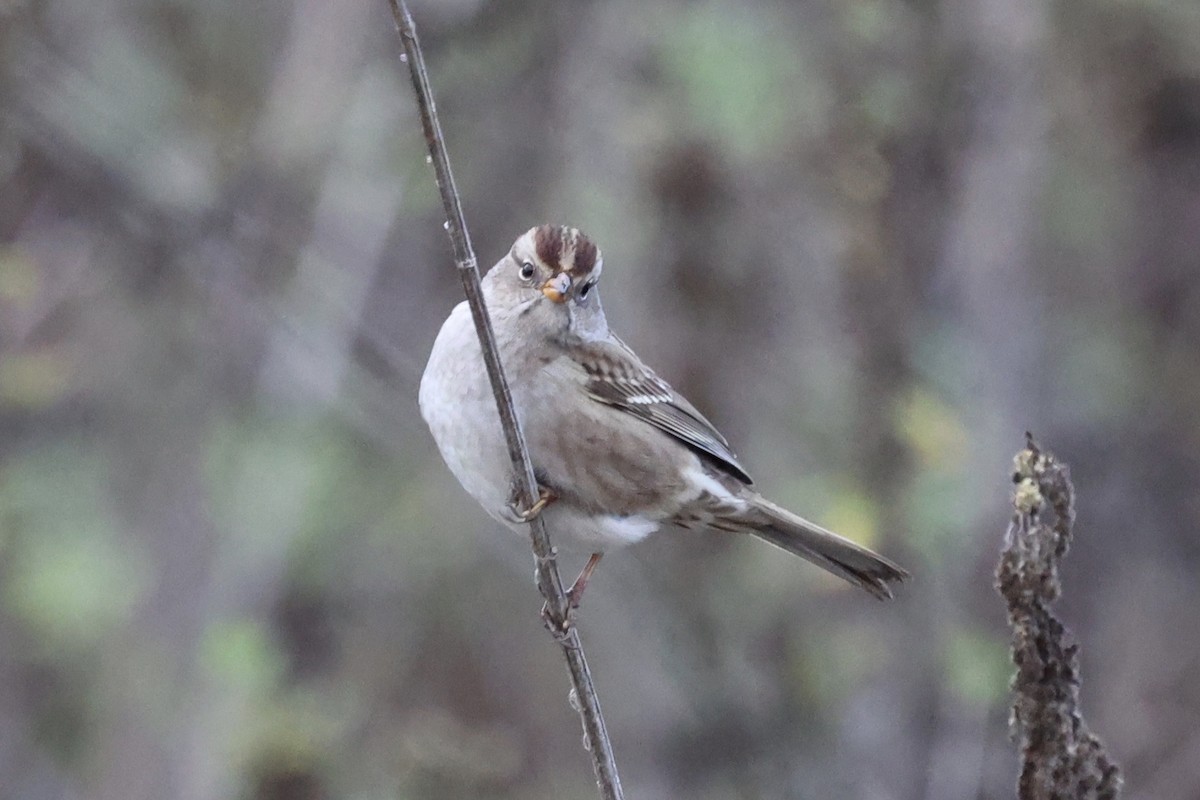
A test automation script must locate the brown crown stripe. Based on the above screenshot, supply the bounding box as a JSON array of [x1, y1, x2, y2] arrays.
[[533, 224, 599, 278], [533, 224, 562, 270], [572, 233, 599, 277]]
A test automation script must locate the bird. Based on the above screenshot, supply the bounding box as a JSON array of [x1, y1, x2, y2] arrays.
[[419, 224, 908, 610]]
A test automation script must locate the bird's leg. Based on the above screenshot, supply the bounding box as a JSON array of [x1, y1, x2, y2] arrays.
[[566, 552, 603, 609], [540, 603, 574, 643], [539, 553, 603, 641], [502, 482, 557, 524]]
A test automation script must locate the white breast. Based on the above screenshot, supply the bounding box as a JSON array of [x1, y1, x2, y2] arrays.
[[420, 301, 666, 552], [419, 302, 513, 523]]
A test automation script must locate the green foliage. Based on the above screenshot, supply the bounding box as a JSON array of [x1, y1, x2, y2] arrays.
[[894, 386, 975, 566], [201, 619, 286, 696], [0, 447, 149, 653], [944, 626, 1011, 707], [203, 415, 360, 564], [894, 386, 968, 471], [902, 466, 975, 568], [658, 4, 830, 160]]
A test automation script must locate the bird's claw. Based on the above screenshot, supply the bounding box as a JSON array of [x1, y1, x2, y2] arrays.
[[566, 584, 585, 610], [540, 601, 576, 643], [537, 553, 599, 643], [503, 484, 557, 524]]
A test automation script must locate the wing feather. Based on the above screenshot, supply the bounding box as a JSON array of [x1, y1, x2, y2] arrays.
[[566, 337, 754, 485]]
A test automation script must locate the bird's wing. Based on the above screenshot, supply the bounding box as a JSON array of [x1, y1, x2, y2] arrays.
[[561, 336, 754, 485]]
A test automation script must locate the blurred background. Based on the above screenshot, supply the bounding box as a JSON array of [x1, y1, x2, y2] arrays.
[[2, 0, 1199, 798]]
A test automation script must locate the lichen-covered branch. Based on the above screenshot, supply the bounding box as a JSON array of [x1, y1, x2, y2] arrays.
[[386, 3, 624, 798], [997, 433, 1123, 800]]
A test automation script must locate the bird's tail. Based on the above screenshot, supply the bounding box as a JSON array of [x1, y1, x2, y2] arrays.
[[746, 495, 909, 600]]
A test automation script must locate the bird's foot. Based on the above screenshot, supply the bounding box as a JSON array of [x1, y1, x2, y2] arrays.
[[566, 552, 602, 610], [537, 552, 603, 642], [502, 483, 557, 524], [540, 601, 576, 643]]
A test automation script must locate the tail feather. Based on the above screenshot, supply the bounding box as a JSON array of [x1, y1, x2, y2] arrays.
[[747, 496, 909, 600]]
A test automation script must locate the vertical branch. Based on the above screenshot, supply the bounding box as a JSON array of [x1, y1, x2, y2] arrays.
[[997, 434, 1123, 799], [385, 3, 624, 799]]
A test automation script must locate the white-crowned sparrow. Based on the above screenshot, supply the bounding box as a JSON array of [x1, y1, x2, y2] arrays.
[[420, 225, 908, 603]]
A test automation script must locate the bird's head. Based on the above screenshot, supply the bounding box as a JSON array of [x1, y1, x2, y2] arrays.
[[484, 225, 607, 340]]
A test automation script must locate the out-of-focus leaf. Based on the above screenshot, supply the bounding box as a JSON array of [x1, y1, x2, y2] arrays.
[[201, 619, 285, 696], [0, 248, 38, 303], [904, 468, 975, 565], [894, 385, 968, 469], [772, 474, 881, 552], [659, 3, 830, 160], [0, 349, 74, 408], [203, 416, 349, 563], [822, 484, 882, 551], [945, 627, 1010, 707], [0, 448, 148, 651]]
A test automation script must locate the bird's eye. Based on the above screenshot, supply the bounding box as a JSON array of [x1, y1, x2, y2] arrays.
[[580, 281, 594, 298], [519, 262, 535, 281]]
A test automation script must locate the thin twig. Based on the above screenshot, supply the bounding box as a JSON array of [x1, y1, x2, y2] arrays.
[[997, 433, 1122, 799], [386, 3, 624, 798]]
